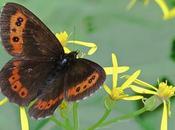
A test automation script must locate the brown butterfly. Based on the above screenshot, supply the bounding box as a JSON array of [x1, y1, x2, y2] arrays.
[[0, 3, 106, 119]]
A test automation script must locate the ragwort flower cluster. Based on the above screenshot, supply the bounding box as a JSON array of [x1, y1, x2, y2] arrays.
[[127, 0, 175, 20], [0, 31, 174, 130]]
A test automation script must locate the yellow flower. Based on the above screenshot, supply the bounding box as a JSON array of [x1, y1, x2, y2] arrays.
[[129, 79, 175, 130], [103, 53, 129, 76], [127, 0, 175, 20], [103, 53, 143, 100], [0, 98, 29, 130], [127, 0, 149, 10], [59, 100, 68, 110], [56, 31, 69, 46], [56, 31, 97, 55], [155, 0, 175, 20]]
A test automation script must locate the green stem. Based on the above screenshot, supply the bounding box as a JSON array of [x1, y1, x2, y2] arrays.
[[50, 116, 69, 130], [59, 104, 74, 130], [34, 119, 50, 130], [100, 107, 147, 127], [65, 118, 73, 130], [73, 102, 79, 130], [87, 108, 112, 130]]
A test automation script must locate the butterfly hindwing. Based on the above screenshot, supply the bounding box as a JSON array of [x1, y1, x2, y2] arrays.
[[64, 58, 106, 101], [0, 3, 64, 59], [29, 70, 65, 119], [0, 59, 56, 106]]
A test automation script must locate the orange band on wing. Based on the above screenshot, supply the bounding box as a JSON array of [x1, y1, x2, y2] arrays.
[[35, 94, 64, 110], [8, 61, 28, 98], [67, 72, 99, 97], [10, 11, 27, 54]]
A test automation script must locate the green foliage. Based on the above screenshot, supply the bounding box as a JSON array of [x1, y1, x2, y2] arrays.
[[0, 0, 175, 130]]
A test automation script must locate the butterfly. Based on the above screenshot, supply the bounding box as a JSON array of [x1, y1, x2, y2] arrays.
[[0, 3, 106, 119]]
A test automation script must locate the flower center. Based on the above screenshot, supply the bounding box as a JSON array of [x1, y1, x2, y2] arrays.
[[59, 101, 68, 110], [111, 88, 128, 100], [56, 31, 69, 46], [157, 82, 175, 100]]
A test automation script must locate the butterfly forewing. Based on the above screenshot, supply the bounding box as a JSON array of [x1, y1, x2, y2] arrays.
[[64, 58, 106, 101], [0, 3, 64, 59], [0, 59, 56, 106]]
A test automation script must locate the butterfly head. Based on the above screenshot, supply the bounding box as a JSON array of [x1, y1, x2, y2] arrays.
[[59, 51, 78, 66], [65, 51, 78, 60]]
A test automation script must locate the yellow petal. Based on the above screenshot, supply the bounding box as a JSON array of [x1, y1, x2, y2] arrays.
[[63, 47, 71, 53], [130, 85, 157, 95], [161, 101, 168, 130], [111, 53, 118, 88], [103, 84, 112, 95], [68, 40, 97, 55], [0, 98, 8, 106], [20, 107, 29, 130], [122, 75, 157, 91], [120, 70, 141, 90], [168, 8, 175, 20], [104, 66, 129, 75], [87, 46, 97, 55], [68, 40, 96, 47], [126, 0, 137, 10], [56, 31, 69, 46], [155, 0, 169, 19], [122, 96, 143, 100], [134, 78, 157, 90]]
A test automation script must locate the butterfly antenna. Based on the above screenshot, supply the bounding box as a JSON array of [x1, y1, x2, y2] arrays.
[[77, 50, 86, 58]]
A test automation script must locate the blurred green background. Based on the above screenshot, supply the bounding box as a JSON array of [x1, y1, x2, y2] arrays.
[[0, 0, 175, 130]]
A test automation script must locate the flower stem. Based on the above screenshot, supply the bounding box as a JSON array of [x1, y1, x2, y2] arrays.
[[73, 102, 79, 130], [87, 108, 112, 130], [64, 117, 73, 130], [100, 107, 147, 127], [59, 102, 74, 130], [34, 119, 50, 130], [50, 116, 69, 130]]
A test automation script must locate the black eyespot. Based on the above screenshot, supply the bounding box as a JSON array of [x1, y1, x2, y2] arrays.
[[88, 79, 92, 83], [21, 92, 25, 96], [39, 105, 43, 109], [16, 21, 21, 26], [13, 37, 19, 42], [92, 75, 96, 79], [76, 87, 81, 92], [83, 85, 87, 89], [14, 85, 17, 89], [11, 28, 16, 32], [17, 17, 23, 22]]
